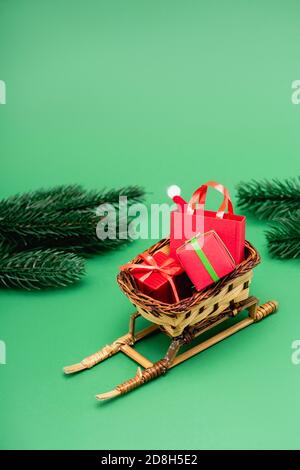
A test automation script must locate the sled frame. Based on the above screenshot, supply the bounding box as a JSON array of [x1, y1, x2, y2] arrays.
[[64, 297, 278, 400]]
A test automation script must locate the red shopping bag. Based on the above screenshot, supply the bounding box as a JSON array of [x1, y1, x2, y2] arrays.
[[170, 181, 246, 264]]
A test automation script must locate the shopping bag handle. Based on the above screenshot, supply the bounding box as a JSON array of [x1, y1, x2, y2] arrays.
[[189, 181, 234, 218]]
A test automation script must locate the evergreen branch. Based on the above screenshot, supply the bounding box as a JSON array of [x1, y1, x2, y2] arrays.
[[0, 185, 144, 215], [236, 177, 300, 220], [1, 208, 102, 239], [1, 222, 138, 256], [0, 211, 139, 255], [0, 249, 86, 290], [0, 185, 145, 290], [266, 215, 300, 259], [0, 185, 145, 242]]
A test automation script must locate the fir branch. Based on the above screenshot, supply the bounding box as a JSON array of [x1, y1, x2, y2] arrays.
[[0, 185, 144, 215], [0, 249, 86, 290], [0, 185, 145, 245], [236, 177, 300, 220], [1, 208, 102, 239], [0, 212, 139, 256], [2, 223, 138, 256], [0, 185, 145, 290], [266, 215, 300, 259]]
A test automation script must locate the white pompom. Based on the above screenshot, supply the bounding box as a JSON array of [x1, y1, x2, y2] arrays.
[[167, 185, 181, 199]]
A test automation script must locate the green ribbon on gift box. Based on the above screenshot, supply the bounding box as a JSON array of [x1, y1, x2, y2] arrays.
[[190, 237, 220, 282]]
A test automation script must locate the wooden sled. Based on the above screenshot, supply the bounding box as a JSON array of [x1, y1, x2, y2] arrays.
[[64, 239, 278, 400]]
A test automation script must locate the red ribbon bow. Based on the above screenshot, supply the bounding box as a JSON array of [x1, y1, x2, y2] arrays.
[[120, 252, 180, 303]]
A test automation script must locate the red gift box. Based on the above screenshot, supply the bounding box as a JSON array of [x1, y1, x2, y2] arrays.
[[176, 230, 236, 291], [170, 181, 246, 264], [121, 251, 192, 304]]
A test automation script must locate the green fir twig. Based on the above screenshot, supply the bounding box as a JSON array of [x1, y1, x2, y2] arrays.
[[266, 215, 300, 259], [0, 184, 146, 289], [0, 249, 86, 290], [0, 185, 145, 253], [237, 177, 300, 220]]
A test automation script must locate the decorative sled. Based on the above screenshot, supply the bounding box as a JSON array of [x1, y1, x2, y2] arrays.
[[64, 239, 278, 400]]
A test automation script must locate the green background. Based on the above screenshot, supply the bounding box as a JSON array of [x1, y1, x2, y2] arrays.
[[1, 0, 300, 450]]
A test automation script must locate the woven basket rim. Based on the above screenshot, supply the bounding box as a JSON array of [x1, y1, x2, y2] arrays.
[[117, 239, 260, 315]]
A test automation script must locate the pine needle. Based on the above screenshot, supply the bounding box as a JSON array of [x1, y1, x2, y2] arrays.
[[0, 236, 15, 259]]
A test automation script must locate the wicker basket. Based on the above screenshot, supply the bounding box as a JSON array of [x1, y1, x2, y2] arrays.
[[117, 239, 260, 337]]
